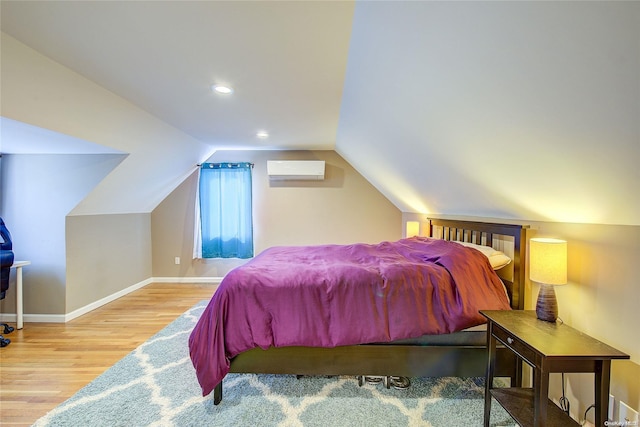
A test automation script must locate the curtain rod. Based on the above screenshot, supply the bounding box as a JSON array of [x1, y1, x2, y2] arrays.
[[196, 162, 254, 167]]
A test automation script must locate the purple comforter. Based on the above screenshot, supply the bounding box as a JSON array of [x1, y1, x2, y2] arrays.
[[189, 237, 511, 396]]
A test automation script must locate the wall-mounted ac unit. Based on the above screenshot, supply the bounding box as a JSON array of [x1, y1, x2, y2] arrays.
[[267, 160, 325, 181]]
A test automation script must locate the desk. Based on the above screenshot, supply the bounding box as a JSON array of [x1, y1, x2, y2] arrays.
[[10, 261, 30, 329], [481, 310, 629, 427]]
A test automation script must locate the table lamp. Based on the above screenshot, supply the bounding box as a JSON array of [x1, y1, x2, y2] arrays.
[[529, 238, 567, 322]]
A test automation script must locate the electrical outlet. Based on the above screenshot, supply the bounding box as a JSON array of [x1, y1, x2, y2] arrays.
[[619, 401, 639, 425], [174, 257, 180, 265]]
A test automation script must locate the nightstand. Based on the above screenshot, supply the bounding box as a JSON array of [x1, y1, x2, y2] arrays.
[[481, 310, 629, 427]]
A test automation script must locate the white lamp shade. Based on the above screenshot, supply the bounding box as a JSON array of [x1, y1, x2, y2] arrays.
[[529, 238, 567, 285], [406, 221, 420, 237]]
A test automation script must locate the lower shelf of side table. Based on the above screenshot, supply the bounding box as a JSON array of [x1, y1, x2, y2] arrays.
[[490, 388, 579, 427]]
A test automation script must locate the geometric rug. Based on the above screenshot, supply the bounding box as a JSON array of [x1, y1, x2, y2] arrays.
[[33, 301, 516, 427]]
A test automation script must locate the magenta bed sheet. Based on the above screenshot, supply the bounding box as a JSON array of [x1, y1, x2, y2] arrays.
[[189, 237, 511, 396]]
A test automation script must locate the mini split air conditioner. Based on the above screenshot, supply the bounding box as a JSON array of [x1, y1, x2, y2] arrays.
[[267, 160, 325, 181]]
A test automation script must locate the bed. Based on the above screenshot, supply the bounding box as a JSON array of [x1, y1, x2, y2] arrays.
[[189, 217, 529, 404]]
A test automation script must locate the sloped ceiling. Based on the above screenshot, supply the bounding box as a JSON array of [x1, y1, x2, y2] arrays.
[[338, 1, 639, 225], [0, 1, 354, 149], [0, 117, 125, 154], [1, 1, 638, 225]]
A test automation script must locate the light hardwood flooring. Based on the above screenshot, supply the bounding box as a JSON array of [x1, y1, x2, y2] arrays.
[[0, 283, 217, 427]]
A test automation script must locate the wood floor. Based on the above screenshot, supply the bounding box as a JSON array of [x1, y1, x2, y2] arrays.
[[0, 283, 217, 427]]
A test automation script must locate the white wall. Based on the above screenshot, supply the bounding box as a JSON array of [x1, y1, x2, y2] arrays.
[[1, 32, 213, 215], [151, 150, 403, 278], [66, 213, 152, 312], [0, 153, 124, 315], [0, 31, 211, 316]]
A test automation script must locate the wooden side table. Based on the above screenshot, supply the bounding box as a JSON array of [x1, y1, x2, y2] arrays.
[[481, 310, 629, 427]]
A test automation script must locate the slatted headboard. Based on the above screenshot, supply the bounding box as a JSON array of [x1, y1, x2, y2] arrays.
[[428, 217, 529, 310]]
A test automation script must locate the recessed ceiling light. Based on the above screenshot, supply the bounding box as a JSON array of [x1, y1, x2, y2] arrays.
[[256, 131, 269, 139], [212, 84, 233, 95]]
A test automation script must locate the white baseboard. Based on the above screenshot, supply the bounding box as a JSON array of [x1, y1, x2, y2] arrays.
[[151, 277, 223, 284], [63, 277, 155, 322], [0, 313, 67, 324], [0, 277, 223, 324]]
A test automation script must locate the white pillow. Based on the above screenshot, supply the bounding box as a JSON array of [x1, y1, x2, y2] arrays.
[[455, 241, 512, 270]]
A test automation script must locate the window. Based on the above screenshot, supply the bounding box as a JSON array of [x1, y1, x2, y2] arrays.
[[194, 162, 253, 259]]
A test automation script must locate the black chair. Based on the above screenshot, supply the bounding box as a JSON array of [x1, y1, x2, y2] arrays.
[[1, 217, 15, 347]]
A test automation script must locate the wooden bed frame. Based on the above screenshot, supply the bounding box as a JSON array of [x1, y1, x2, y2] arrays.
[[213, 217, 529, 404]]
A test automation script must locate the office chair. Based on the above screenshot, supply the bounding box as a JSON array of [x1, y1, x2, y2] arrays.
[[1, 217, 15, 347]]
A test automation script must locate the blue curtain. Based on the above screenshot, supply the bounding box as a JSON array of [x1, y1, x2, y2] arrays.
[[198, 162, 253, 259]]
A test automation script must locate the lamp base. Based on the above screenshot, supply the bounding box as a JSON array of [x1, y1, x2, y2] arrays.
[[536, 284, 558, 322]]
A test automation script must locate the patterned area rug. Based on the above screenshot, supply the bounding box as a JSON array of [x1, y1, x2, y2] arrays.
[[34, 301, 516, 427]]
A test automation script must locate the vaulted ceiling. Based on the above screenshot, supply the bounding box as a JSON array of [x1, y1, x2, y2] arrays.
[[1, 1, 638, 225], [1, 1, 353, 150]]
